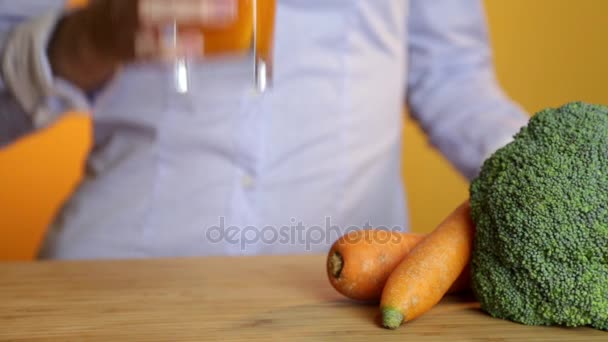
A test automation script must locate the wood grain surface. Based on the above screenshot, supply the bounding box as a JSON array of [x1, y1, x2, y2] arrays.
[[0, 255, 605, 341]]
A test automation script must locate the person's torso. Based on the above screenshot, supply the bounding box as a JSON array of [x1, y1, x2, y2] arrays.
[[41, 0, 411, 259]]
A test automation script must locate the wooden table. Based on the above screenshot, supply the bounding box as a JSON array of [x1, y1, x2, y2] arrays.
[[0, 255, 604, 341]]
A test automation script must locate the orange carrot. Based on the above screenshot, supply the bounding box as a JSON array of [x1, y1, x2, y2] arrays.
[[326, 229, 471, 301], [327, 229, 426, 301], [380, 200, 475, 329]]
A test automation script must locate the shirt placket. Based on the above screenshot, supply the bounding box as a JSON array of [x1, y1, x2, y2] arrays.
[[224, 90, 267, 255]]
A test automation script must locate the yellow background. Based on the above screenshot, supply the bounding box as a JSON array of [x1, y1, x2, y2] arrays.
[[1, 0, 607, 260]]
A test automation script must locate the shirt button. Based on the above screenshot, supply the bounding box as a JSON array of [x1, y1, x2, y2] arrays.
[[242, 174, 255, 189]]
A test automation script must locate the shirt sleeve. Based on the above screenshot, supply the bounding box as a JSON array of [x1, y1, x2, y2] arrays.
[[0, 1, 90, 148], [406, 0, 529, 180]]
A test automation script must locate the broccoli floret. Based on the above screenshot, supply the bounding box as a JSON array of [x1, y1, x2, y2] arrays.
[[470, 102, 608, 330]]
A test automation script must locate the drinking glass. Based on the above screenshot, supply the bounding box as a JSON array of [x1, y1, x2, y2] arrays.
[[166, 0, 277, 94]]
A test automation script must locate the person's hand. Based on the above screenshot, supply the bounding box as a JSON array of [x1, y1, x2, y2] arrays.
[[48, 0, 236, 92]]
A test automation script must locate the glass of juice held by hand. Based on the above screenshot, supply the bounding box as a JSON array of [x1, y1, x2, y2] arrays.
[[67, 0, 277, 94], [167, 0, 277, 94]]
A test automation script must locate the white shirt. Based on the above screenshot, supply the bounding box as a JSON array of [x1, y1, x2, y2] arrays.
[[0, 0, 528, 260]]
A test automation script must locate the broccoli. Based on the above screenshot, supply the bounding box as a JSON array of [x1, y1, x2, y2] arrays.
[[469, 102, 608, 331]]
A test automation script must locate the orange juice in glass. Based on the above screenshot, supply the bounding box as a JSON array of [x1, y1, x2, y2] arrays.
[[173, 0, 277, 93]]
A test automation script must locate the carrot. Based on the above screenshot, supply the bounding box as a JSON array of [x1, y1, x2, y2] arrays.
[[380, 200, 475, 329], [327, 229, 425, 301], [326, 229, 471, 301]]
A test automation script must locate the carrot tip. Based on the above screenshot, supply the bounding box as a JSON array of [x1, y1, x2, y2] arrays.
[[381, 307, 403, 329], [328, 252, 343, 278]]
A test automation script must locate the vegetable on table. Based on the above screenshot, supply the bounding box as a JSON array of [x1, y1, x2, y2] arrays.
[[327, 229, 470, 302], [470, 102, 608, 331], [380, 200, 475, 329], [327, 230, 424, 301]]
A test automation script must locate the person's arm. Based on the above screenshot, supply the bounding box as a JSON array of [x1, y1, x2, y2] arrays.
[[406, 0, 529, 180], [0, 2, 90, 148]]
